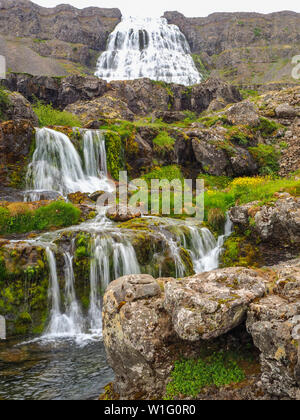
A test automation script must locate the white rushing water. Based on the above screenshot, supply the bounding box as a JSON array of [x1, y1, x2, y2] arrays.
[[22, 127, 233, 343], [95, 16, 201, 86], [25, 128, 110, 199]]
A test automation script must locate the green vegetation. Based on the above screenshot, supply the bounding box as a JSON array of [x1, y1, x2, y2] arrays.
[[204, 175, 300, 221], [0, 86, 10, 120], [164, 351, 246, 399], [240, 89, 259, 100], [104, 130, 124, 179], [249, 144, 281, 175], [192, 54, 211, 81], [33, 100, 82, 127], [199, 174, 232, 190], [255, 117, 283, 138], [221, 233, 262, 268], [0, 201, 80, 234], [153, 131, 175, 156], [142, 165, 183, 184]]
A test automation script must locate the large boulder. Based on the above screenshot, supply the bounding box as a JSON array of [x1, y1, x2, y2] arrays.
[[164, 268, 266, 341], [102, 268, 266, 398], [275, 103, 298, 119], [225, 101, 260, 127], [247, 259, 300, 399], [6, 91, 38, 125]]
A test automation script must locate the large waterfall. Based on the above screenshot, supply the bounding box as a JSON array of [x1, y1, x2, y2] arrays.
[[95, 17, 201, 86]]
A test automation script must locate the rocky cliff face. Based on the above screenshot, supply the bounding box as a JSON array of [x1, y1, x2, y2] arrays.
[[0, 0, 121, 76], [164, 11, 300, 84]]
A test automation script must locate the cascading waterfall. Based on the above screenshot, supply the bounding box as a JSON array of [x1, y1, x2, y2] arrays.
[[45, 248, 84, 337], [89, 234, 140, 332], [25, 128, 110, 199], [95, 17, 201, 86], [83, 130, 107, 178], [24, 127, 233, 342]]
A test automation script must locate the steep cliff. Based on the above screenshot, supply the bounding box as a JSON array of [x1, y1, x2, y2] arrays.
[[164, 11, 300, 85], [0, 0, 121, 76]]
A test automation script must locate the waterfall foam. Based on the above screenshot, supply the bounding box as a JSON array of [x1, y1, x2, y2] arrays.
[[26, 128, 111, 199], [95, 17, 201, 86]]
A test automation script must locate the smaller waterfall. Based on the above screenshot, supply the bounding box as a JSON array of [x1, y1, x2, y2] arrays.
[[186, 216, 233, 274], [44, 248, 84, 337], [83, 130, 107, 178], [89, 234, 140, 332], [26, 128, 110, 199]]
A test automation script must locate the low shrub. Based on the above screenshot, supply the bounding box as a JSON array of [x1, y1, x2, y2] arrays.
[[0, 202, 80, 234], [165, 351, 246, 399], [33, 100, 82, 127]]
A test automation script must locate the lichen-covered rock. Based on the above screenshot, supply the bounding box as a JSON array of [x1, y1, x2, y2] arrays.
[[225, 101, 260, 127], [247, 259, 300, 399], [164, 268, 266, 341], [6, 91, 38, 125], [102, 274, 175, 399], [275, 103, 298, 119], [229, 194, 300, 246]]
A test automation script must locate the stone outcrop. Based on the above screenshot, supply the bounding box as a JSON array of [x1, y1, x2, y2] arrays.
[[6, 91, 38, 125], [247, 259, 300, 399], [229, 193, 300, 247], [3, 74, 241, 115], [103, 267, 267, 399], [190, 127, 258, 177], [103, 260, 300, 399], [164, 268, 266, 341], [225, 101, 260, 127], [0, 0, 121, 76], [0, 119, 34, 187]]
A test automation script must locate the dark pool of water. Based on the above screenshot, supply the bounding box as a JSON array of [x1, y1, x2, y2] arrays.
[[0, 337, 114, 400]]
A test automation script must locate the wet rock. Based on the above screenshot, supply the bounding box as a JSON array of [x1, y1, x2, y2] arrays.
[[247, 259, 300, 399], [89, 190, 106, 202], [164, 268, 266, 341], [106, 205, 142, 222], [225, 101, 260, 127]]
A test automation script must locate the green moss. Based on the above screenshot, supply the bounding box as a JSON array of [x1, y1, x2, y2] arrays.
[[33, 100, 82, 127], [104, 130, 124, 179], [207, 208, 226, 234], [221, 233, 262, 268], [255, 117, 283, 138], [249, 144, 281, 175], [164, 351, 246, 399], [0, 87, 10, 121], [153, 131, 175, 156]]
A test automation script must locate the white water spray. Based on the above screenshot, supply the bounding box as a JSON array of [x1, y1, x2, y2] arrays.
[[26, 128, 110, 199], [95, 17, 201, 86]]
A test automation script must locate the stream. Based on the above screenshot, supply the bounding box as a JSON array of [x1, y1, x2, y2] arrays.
[[0, 127, 232, 400]]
